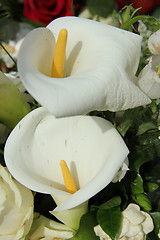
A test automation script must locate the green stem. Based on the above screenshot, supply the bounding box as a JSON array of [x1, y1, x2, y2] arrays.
[[0, 42, 17, 65]]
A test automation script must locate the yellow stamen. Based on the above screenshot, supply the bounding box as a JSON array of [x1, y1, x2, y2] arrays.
[[60, 160, 77, 194], [51, 29, 68, 78], [157, 69, 160, 75], [156, 63, 160, 75]]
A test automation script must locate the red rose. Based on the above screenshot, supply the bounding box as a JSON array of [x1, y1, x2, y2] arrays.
[[116, 0, 160, 14], [23, 0, 73, 25]]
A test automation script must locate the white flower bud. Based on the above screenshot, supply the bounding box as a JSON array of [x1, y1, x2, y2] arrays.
[[0, 164, 34, 239], [148, 29, 160, 55], [137, 56, 160, 99]]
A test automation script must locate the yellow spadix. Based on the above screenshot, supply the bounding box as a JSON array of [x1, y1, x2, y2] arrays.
[[60, 160, 77, 194], [51, 28, 68, 78]]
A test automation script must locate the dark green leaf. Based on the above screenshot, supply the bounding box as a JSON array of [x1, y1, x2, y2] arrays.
[[99, 196, 121, 210], [97, 207, 121, 240], [87, 0, 117, 18], [143, 162, 160, 180], [137, 122, 157, 136], [146, 183, 159, 193], [130, 143, 158, 172], [117, 120, 132, 137], [131, 173, 144, 195], [69, 211, 99, 240], [150, 212, 160, 237]]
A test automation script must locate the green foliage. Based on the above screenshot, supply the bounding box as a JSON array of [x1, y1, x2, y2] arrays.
[[133, 194, 152, 211], [86, 0, 117, 18], [69, 212, 99, 240], [98, 196, 121, 210], [145, 183, 159, 193], [97, 206, 121, 240], [150, 212, 160, 238], [130, 173, 144, 195], [0, 0, 23, 21]]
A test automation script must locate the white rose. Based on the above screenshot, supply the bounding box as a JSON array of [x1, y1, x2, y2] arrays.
[[0, 164, 34, 240], [94, 203, 154, 240], [26, 213, 75, 240]]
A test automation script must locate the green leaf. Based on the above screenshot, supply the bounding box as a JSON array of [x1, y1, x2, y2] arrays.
[[97, 207, 121, 240], [137, 122, 157, 136], [150, 100, 158, 114], [69, 211, 99, 240], [122, 15, 154, 30], [143, 162, 160, 180], [130, 144, 158, 172], [87, 0, 117, 18], [134, 194, 152, 211], [99, 196, 121, 210], [146, 183, 159, 193], [150, 212, 160, 237], [117, 120, 132, 137], [131, 173, 144, 195]]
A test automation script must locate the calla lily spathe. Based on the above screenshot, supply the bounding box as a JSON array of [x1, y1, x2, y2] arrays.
[[17, 17, 151, 117], [4, 107, 129, 213]]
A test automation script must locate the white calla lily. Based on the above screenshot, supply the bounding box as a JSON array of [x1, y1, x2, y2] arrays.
[[4, 107, 128, 226], [17, 17, 151, 117]]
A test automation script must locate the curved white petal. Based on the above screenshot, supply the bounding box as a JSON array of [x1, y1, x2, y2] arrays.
[[17, 17, 151, 117], [4, 107, 129, 211], [148, 29, 160, 55], [26, 214, 75, 239], [137, 55, 160, 99]]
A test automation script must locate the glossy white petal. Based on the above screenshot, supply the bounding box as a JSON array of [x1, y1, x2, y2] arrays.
[[4, 107, 128, 212], [17, 17, 151, 117]]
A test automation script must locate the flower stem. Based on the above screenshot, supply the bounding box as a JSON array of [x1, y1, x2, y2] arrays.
[[0, 42, 17, 65]]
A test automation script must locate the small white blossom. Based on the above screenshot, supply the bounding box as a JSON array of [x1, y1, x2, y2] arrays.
[[137, 56, 160, 99], [0, 39, 23, 68], [78, 8, 93, 19], [94, 203, 154, 240], [112, 158, 129, 183], [0, 164, 34, 239]]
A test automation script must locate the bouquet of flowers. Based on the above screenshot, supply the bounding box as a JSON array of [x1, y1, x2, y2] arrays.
[[0, 1, 160, 239]]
